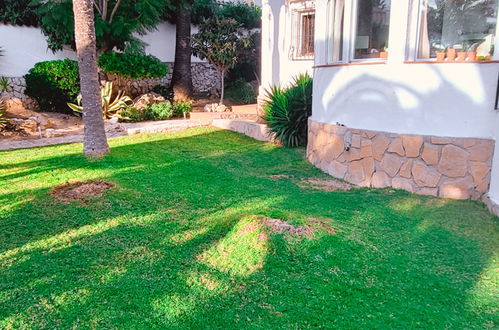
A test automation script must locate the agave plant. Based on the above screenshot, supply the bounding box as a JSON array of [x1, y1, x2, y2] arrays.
[[68, 81, 132, 118], [0, 77, 10, 93], [0, 98, 8, 131], [263, 74, 313, 147]]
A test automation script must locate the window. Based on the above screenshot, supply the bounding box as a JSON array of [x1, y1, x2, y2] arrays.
[[326, 0, 391, 63], [354, 0, 391, 59], [417, 0, 498, 60], [292, 11, 315, 59], [328, 0, 345, 62]]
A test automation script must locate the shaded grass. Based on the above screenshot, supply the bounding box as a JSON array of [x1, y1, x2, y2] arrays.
[[0, 127, 497, 328]]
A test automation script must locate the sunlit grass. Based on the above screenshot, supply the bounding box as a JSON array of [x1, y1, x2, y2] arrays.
[[0, 127, 497, 328]]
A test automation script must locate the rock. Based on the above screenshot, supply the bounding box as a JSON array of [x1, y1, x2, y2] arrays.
[[431, 136, 453, 145], [469, 142, 493, 163], [470, 162, 490, 190], [329, 135, 345, 160], [360, 140, 373, 158], [392, 177, 415, 192], [361, 157, 375, 183], [414, 187, 438, 196], [437, 144, 469, 178], [345, 160, 366, 186], [399, 159, 413, 178], [204, 103, 230, 113], [439, 176, 474, 199], [372, 134, 390, 161], [371, 171, 391, 188], [324, 161, 348, 179], [412, 161, 441, 187], [380, 153, 404, 177], [44, 128, 65, 138], [133, 93, 167, 110], [421, 143, 440, 165], [402, 135, 423, 157], [388, 138, 405, 156], [351, 134, 361, 148]]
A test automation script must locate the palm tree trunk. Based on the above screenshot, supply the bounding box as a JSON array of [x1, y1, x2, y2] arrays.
[[171, 4, 193, 101], [72, 0, 109, 157]]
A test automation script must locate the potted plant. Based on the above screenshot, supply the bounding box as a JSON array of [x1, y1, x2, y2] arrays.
[[455, 44, 467, 62], [380, 46, 388, 59], [447, 47, 457, 61], [435, 45, 446, 62], [466, 43, 478, 62]]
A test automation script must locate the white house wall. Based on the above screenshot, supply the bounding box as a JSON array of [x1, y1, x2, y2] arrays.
[[260, 0, 314, 90], [308, 0, 499, 205]]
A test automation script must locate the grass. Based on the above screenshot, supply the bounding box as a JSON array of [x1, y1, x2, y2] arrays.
[[0, 127, 497, 328]]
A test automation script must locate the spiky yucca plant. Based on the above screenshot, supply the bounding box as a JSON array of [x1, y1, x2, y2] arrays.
[[67, 81, 132, 119], [0, 98, 8, 131], [263, 74, 313, 147]]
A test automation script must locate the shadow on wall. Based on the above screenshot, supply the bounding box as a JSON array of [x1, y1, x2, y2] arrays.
[[317, 63, 498, 139]]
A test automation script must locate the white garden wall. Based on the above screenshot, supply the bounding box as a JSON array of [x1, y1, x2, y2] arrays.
[[0, 22, 205, 77]]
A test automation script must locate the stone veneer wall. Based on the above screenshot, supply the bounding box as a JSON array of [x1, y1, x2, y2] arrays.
[[307, 119, 495, 200], [3, 62, 221, 110]]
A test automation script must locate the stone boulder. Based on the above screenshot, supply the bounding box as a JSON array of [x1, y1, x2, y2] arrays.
[[204, 103, 230, 113], [133, 93, 167, 110]]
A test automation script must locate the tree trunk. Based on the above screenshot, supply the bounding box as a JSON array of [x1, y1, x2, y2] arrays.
[[72, 0, 109, 157], [219, 69, 225, 105], [171, 5, 193, 101]]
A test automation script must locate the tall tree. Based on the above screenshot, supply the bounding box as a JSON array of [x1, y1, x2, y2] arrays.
[[72, 0, 109, 157], [171, 1, 193, 101]]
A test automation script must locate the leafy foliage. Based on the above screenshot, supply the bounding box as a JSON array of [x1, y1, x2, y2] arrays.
[[172, 100, 193, 117], [263, 74, 313, 147], [32, 0, 174, 52], [192, 17, 251, 103], [219, 2, 261, 29], [0, 0, 39, 26], [119, 102, 174, 122], [0, 77, 10, 93], [225, 79, 256, 104], [0, 98, 7, 131], [24, 59, 80, 113], [98, 51, 167, 80], [68, 82, 132, 119], [153, 85, 173, 100]]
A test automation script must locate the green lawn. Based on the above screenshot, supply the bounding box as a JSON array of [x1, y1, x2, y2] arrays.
[[0, 127, 497, 328]]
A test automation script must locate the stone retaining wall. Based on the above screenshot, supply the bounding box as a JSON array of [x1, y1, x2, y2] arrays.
[[307, 119, 494, 200], [3, 62, 221, 111]]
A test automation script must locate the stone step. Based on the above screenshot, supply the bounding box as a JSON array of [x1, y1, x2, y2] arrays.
[[189, 111, 259, 124], [211, 119, 274, 142]]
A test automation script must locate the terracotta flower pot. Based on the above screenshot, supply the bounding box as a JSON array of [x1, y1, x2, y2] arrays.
[[457, 51, 467, 62], [380, 51, 388, 59], [467, 51, 477, 62], [446, 48, 456, 61], [436, 52, 446, 62]]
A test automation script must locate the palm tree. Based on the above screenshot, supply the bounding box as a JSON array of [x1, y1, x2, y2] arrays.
[[72, 0, 109, 157], [171, 0, 193, 101]]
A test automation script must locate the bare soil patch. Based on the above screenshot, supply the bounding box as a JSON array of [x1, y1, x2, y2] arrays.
[[260, 217, 314, 237], [50, 180, 115, 203], [301, 179, 352, 192], [308, 217, 336, 235], [269, 174, 291, 179]]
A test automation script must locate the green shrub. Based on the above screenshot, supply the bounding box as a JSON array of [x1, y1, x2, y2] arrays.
[[24, 59, 80, 113], [98, 51, 167, 80], [225, 79, 256, 104], [172, 100, 193, 117], [152, 84, 173, 100], [119, 106, 146, 122], [145, 102, 173, 120], [263, 74, 313, 147]]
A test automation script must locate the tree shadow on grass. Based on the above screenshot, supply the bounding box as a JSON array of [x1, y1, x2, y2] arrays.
[[0, 127, 497, 328]]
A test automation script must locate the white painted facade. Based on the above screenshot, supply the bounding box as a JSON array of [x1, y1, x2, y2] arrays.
[[260, 0, 315, 91], [265, 0, 499, 205]]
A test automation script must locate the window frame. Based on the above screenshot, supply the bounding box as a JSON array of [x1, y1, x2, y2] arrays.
[[289, 1, 316, 61], [326, 0, 392, 64]]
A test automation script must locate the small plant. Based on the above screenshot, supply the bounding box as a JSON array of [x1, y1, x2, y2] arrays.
[[25, 59, 80, 113], [144, 102, 174, 121], [225, 79, 256, 104], [172, 100, 193, 118], [263, 74, 313, 147], [98, 51, 168, 80], [0, 98, 7, 131], [118, 106, 146, 122], [68, 82, 132, 119], [0, 77, 10, 93], [152, 84, 173, 100]]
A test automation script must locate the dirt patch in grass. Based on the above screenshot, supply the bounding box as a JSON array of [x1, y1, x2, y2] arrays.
[[308, 218, 336, 235], [260, 217, 314, 237], [50, 180, 115, 203], [301, 179, 352, 192], [269, 174, 291, 179]]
